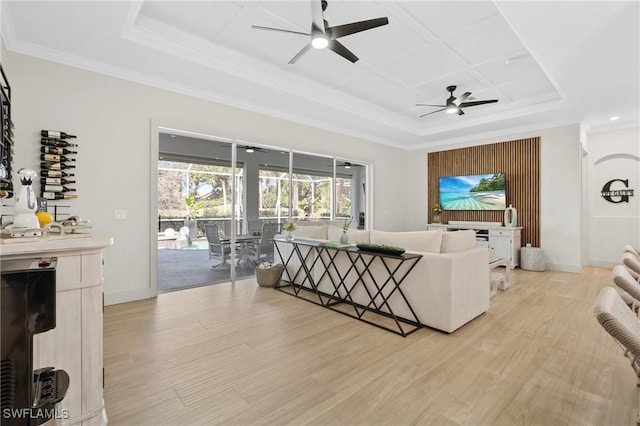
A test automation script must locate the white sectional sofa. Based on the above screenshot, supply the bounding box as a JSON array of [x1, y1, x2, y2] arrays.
[[275, 224, 490, 333]]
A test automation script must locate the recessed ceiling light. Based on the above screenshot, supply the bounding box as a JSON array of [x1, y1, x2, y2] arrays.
[[610, 116, 620, 121], [245, 147, 255, 153]]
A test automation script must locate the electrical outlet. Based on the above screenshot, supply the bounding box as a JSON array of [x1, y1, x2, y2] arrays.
[[114, 210, 127, 221]]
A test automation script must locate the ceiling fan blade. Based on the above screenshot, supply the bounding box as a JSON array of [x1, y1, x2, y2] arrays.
[[328, 39, 359, 63], [288, 43, 313, 64], [454, 91, 471, 105], [310, 0, 325, 35], [459, 99, 498, 108], [328, 17, 389, 39], [416, 104, 447, 108], [457, 108, 465, 116], [420, 108, 446, 117], [251, 25, 309, 36]]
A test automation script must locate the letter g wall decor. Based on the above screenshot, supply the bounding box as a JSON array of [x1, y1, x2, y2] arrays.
[[601, 178, 635, 203]]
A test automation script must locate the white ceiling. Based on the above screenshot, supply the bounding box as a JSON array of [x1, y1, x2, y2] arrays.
[[2, 1, 639, 149]]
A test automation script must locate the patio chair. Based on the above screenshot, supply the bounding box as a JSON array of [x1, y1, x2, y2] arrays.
[[250, 222, 280, 264], [594, 286, 640, 422], [623, 252, 640, 281], [245, 219, 262, 236], [205, 224, 237, 268]]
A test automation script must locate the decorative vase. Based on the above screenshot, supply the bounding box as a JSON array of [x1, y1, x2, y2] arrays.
[[340, 231, 349, 244], [504, 204, 517, 227], [433, 213, 441, 224], [13, 168, 40, 229], [286, 231, 294, 241]]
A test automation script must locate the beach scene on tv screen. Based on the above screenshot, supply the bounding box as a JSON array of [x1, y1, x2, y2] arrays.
[[439, 173, 506, 210]]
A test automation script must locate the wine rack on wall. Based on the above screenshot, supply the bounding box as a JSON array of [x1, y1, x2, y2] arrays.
[[0, 64, 14, 203], [40, 130, 78, 202], [427, 137, 540, 247]]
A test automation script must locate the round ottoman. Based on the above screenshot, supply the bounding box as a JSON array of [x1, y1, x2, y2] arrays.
[[521, 247, 545, 271]]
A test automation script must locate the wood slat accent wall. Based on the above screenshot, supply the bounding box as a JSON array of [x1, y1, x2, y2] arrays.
[[427, 137, 540, 247]]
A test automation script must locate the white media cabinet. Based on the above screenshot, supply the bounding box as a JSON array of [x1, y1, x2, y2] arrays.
[[427, 222, 522, 269]]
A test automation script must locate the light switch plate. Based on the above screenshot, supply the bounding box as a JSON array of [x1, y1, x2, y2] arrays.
[[114, 210, 127, 221]]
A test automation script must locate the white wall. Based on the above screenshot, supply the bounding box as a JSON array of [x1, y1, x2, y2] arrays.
[[5, 51, 407, 304], [404, 124, 584, 272], [584, 127, 640, 266]]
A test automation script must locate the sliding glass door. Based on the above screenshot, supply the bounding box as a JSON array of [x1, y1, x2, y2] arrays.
[[153, 128, 370, 293]]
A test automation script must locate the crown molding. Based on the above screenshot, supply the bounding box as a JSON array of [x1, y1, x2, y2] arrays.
[[408, 116, 582, 151]]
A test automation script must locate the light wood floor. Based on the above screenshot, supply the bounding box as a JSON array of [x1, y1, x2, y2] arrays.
[[103, 266, 637, 425]]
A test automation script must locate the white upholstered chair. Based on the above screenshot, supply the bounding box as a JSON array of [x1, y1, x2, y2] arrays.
[[612, 265, 640, 312], [594, 286, 640, 422], [623, 252, 640, 281], [625, 245, 640, 258]]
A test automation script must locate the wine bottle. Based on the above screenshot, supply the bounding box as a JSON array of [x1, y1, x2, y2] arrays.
[[40, 177, 76, 185], [41, 146, 77, 155], [41, 130, 77, 139], [41, 192, 78, 200], [40, 170, 75, 178], [41, 153, 76, 162], [43, 184, 76, 193], [41, 138, 78, 148], [41, 162, 76, 170]]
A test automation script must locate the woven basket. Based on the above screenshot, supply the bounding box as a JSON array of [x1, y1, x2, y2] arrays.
[[256, 263, 285, 287]]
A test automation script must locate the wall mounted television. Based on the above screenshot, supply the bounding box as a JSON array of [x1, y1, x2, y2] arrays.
[[439, 173, 506, 211]]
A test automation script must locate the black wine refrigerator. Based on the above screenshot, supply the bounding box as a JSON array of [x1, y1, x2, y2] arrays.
[[1, 258, 70, 425]]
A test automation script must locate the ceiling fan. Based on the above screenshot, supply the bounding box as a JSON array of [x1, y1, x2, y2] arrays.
[[417, 86, 498, 117], [252, 0, 389, 64], [236, 145, 268, 153], [326, 161, 364, 169]]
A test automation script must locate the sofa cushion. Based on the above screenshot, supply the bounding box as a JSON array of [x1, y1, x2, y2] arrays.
[[369, 230, 442, 253], [441, 230, 476, 253], [327, 225, 370, 243], [295, 225, 327, 239]]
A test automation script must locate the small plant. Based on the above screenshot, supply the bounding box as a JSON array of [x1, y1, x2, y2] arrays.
[[342, 218, 353, 232], [283, 221, 296, 232], [432, 203, 442, 215], [185, 195, 204, 220]]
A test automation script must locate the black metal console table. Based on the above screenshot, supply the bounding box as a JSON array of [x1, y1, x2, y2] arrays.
[[273, 239, 423, 337]]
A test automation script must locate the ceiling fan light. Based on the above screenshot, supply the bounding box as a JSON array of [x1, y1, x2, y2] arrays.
[[312, 36, 328, 49], [446, 106, 458, 114]]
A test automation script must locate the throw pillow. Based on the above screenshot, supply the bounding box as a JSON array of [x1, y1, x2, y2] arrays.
[[294, 225, 327, 240], [440, 230, 476, 253], [370, 230, 442, 253]]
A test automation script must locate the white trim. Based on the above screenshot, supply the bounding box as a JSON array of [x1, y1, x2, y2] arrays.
[[545, 263, 583, 274], [104, 287, 157, 306], [588, 260, 618, 269], [149, 119, 160, 299]]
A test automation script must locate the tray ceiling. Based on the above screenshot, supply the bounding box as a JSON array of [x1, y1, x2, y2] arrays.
[[2, 1, 638, 149]]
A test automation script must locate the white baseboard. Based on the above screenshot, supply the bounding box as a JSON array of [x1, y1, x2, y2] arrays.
[[545, 262, 583, 273], [104, 288, 156, 306], [587, 260, 618, 269]]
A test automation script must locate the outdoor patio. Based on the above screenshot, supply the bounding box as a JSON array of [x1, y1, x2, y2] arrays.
[[157, 240, 256, 291]]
